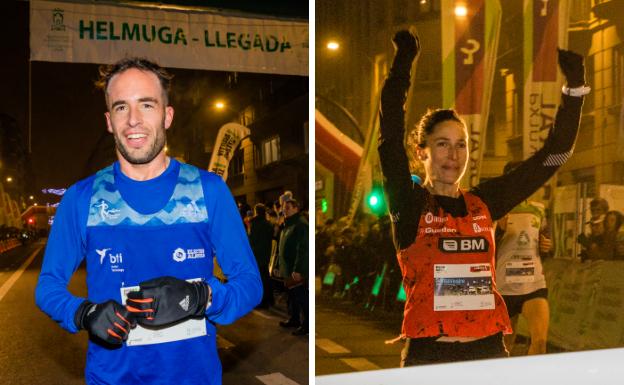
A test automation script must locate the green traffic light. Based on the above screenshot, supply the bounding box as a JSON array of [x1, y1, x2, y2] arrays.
[[366, 185, 386, 214]]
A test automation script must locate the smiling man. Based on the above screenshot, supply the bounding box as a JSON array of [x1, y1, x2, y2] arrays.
[[35, 58, 262, 385]]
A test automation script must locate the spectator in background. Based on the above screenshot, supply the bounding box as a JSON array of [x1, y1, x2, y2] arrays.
[[316, 218, 335, 277], [584, 215, 614, 260], [277, 198, 309, 336], [605, 210, 622, 235], [249, 204, 274, 309], [615, 216, 624, 260], [578, 198, 609, 259], [238, 201, 251, 221], [244, 210, 254, 234], [585, 210, 623, 261]]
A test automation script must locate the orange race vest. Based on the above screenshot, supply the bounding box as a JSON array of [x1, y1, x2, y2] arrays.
[[398, 191, 512, 338]]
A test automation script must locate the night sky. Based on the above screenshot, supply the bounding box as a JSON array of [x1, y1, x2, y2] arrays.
[[1, 1, 308, 206]]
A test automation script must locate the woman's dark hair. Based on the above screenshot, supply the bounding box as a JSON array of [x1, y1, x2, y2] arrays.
[[96, 57, 174, 106], [415, 108, 464, 148]]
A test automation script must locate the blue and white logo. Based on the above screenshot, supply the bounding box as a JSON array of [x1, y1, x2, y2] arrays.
[[95, 247, 124, 272], [173, 247, 205, 262]]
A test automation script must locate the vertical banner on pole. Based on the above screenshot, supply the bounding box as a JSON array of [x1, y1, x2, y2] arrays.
[[441, 0, 502, 188], [523, 0, 569, 159], [207, 123, 250, 181]]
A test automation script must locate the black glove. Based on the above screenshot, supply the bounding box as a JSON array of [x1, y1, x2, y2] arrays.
[[75, 300, 136, 345], [558, 48, 585, 88], [126, 276, 210, 327], [390, 30, 420, 77]]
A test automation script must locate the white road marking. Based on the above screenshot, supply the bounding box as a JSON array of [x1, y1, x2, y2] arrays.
[[339, 358, 381, 371], [316, 338, 351, 354], [0, 246, 42, 302], [256, 372, 300, 385], [252, 309, 279, 320], [216, 334, 235, 349]]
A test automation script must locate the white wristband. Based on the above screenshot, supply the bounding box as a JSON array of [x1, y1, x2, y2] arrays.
[[562, 85, 591, 97]]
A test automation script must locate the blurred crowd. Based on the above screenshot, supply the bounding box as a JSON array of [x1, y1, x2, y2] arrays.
[[241, 191, 310, 336], [577, 198, 624, 261], [316, 214, 403, 311]]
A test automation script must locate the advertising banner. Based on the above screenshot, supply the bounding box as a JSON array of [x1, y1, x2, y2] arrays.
[[522, 0, 569, 157], [441, 0, 501, 187], [30, 0, 308, 76], [207, 123, 250, 180]]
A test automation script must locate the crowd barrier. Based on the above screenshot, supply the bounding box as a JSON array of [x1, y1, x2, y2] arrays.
[[324, 257, 624, 351], [515, 258, 624, 351]]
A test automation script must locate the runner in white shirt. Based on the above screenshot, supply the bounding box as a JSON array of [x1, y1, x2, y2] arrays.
[[496, 161, 552, 355]]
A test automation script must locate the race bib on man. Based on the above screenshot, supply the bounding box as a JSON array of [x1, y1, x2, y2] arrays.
[[120, 278, 207, 346], [505, 260, 536, 283], [433, 264, 495, 311]]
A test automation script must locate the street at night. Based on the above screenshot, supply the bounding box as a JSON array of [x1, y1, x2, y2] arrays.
[[315, 298, 402, 376], [0, 241, 308, 385]]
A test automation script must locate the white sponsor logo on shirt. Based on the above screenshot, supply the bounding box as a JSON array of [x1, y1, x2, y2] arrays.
[[421, 227, 457, 234], [473, 223, 493, 233], [425, 212, 448, 224], [95, 247, 124, 272], [172, 247, 206, 262], [439, 237, 489, 253], [95, 200, 120, 220]]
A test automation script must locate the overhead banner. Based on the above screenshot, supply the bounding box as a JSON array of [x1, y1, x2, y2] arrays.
[[208, 123, 250, 181], [30, 0, 308, 76], [523, 0, 569, 158], [441, 0, 501, 188]]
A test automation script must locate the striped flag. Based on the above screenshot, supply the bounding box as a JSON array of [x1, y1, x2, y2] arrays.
[[523, 0, 569, 158], [441, 0, 502, 188]]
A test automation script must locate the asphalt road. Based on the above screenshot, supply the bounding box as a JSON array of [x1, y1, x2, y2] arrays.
[[315, 296, 403, 376], [0, 241, 308, 385]]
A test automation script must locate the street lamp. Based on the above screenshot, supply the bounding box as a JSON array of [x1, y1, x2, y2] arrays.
[[214, 101, 226, 110], [326, 41, 339, 51], [455, 4, 468, 17], [6, 176, 12, 183], [29, 195, 34, 200]]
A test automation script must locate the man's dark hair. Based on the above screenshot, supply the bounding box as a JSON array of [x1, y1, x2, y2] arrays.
[[285, 199, 300, 209], [254, 203, 266, 217], [415, 108, 464, 148], [590, 197, 609, 211], [95, 57, 174, 106]]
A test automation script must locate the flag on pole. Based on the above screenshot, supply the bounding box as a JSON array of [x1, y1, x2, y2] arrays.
[[523, 0, 569, 159], [441, 0, 502, 188], [207, 123, 250, 181]]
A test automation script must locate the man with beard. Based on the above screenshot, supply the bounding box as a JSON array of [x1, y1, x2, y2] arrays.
[[35, 58, 262, 385]]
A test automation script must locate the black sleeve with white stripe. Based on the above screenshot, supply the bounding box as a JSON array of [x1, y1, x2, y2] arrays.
[[378, 49, 427, 251], [472, 94, 584, 221]]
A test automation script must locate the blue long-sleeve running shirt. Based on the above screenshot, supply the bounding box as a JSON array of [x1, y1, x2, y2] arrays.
[[36, 158, 262, 385]]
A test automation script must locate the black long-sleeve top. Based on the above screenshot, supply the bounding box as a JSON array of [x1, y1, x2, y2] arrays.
[[378, 56, 584, 251]]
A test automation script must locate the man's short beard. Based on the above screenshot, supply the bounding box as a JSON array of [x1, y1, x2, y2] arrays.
[[114, 117, 166, 165]]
